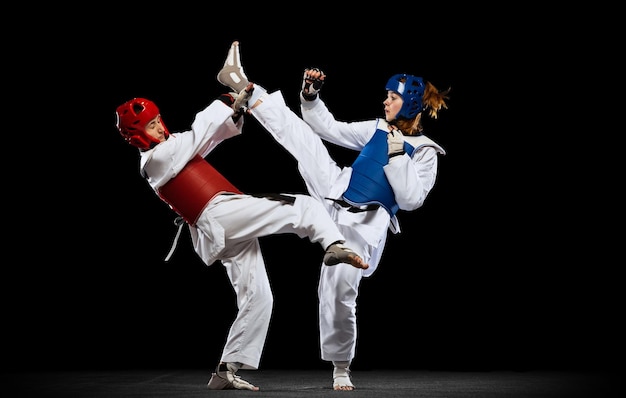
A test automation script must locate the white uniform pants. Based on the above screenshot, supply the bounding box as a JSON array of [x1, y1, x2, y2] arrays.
[[250, 89, 387, 363], [192, 193, 348, 369]]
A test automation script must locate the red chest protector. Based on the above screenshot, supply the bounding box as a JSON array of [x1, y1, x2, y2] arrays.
[[158, 155, 242, 226]]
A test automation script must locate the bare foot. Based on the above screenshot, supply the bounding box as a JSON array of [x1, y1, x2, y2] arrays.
[[349, 254, 369, 270]]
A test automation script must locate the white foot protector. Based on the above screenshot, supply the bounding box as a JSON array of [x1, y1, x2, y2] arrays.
[[217, 41, 249, 93], [324, 243, 368, 269], [207, 363, 259, 391], [333, 365, 355, 390]]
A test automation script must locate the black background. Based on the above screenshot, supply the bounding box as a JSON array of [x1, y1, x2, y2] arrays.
[[3, 7, 620, 373]]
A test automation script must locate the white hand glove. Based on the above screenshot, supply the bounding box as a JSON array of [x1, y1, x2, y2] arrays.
[[232, 83, 254, 111], [387, 129, 405, 159]]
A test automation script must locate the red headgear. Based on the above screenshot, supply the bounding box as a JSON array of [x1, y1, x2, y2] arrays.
[[115, 98, 170, 150]]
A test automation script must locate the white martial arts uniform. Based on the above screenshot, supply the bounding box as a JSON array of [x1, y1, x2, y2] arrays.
[[139, 99, 349, 370], [249, 86, 445, 363]]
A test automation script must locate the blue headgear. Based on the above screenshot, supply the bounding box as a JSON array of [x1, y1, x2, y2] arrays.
[[385, 74, 425, 119]]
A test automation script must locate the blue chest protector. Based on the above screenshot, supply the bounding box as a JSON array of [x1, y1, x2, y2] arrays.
[[342, 128, 414, 217]]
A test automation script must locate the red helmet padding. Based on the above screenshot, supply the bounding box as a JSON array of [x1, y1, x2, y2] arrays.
[[116, 98, 169, 150]]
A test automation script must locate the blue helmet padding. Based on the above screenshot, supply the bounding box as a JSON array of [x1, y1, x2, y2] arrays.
[[385, 74, 425, 119]]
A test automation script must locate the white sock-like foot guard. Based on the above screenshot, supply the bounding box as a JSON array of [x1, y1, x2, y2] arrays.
[[217, 41, 249, 93], [207, 362, 258, 391], [333, 361, 355, 391], [324, 243, 369, 269]]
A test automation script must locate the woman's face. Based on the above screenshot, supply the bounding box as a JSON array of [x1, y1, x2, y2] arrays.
[[144, 115, 168, 143], [383, 91, 403, 122]]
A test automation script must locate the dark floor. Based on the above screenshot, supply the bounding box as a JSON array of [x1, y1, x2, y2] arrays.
[[1, 368, 619, 398]]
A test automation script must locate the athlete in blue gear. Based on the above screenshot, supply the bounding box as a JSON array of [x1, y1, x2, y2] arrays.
[[218, 41, 450, 391]]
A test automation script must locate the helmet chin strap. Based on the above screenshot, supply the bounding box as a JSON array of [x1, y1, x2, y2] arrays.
[[142, 133, 170, 152], [387, 119, 406, 135]]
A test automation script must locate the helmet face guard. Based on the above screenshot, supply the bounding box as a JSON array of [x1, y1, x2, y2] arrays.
[[115, 98, 170, 150], [385, 74, 425, 119]]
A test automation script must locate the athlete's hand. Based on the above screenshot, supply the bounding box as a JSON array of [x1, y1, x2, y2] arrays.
[[302, 68, 325, 100], [233, 82, 254, 111], [387, 129, 405, 159]]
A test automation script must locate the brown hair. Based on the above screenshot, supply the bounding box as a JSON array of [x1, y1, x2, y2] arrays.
[[395, 81, 450, 136]]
